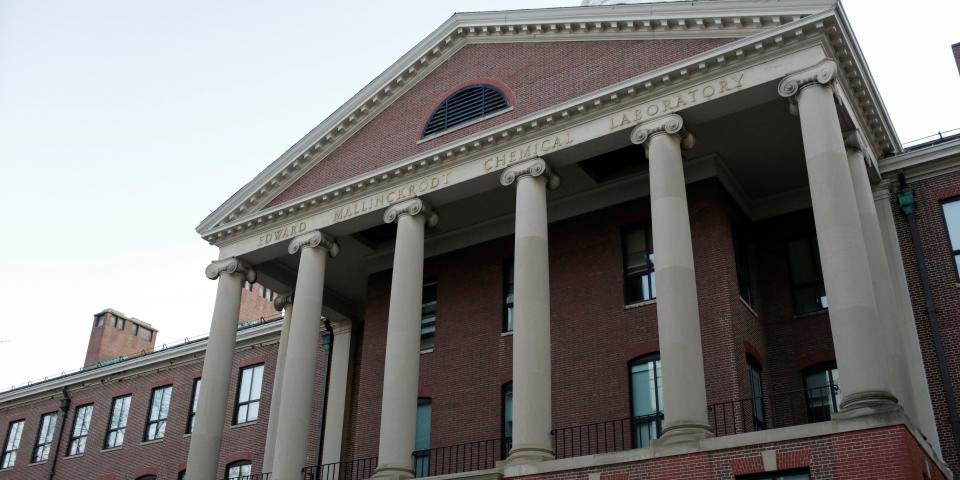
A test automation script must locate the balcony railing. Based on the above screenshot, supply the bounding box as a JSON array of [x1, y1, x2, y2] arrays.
[[551, 413, 662, 459], [708, 385, 840, 437], [412, 437, 508, 477], [302, 457, 378, 480]]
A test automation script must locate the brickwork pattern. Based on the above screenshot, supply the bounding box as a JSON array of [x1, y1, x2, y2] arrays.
[[268, 38, 733, 207], [84, 311, 158, 368]]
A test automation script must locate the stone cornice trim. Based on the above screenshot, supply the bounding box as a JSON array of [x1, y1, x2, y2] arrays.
[[0, 320, 282, 406], [196, 3, 838, 239], [383, 198, 439, 227], [287, 230, 340, 257], [200, 9, 894, 247], [499, 158, 561, 189], [879, 138, 960, 182], [204, 257, 256, 282]]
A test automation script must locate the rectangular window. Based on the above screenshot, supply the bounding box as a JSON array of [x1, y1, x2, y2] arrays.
[[503, 260, 514, 333], [131, 324, 139, 337], [234, 364, 264, 424], [67, 404, 93, 456], [804, 364, 841, 422], [31, 412, 57, 463], [104, 395, 131, 448], [942, 198, 960, 279], [421, 281, 437, 351], [738, 470, 810, 480], [1, 420, 24, 468], [629, 355, 663, 448], [747, 356, 765, 431], [733, 226, 754, 307], [140, 328, 153, 341], [95, 315, 104, 328], [623, 225, 655, 304], [144, 385, 172, 441], [787, 236, 828, 314], [502, 383, 512, 459], [111, 316, 125, 330], [414, 398, 432, 477], [187, 378, 201, 434]]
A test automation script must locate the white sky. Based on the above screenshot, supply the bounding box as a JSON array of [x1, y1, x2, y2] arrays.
[[0, 0, 958, 390]]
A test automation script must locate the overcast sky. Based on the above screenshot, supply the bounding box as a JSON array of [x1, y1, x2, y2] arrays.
[[0, 0, 958, 390]]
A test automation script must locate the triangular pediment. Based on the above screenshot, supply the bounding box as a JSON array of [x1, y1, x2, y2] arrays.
[[197, 0, 844, 241]]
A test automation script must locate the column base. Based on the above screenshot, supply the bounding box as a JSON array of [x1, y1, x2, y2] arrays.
[[652, 423, 714, 447], [836, 390, 900, 419], [372, 465, 415, 480], [505, 445, 555, 466]]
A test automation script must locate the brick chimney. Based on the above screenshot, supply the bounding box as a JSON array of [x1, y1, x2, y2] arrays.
[[84, 309, 158, 368]]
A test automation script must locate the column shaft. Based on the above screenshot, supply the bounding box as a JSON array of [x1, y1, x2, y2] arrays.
[[321, 322, 354, 464], [508, 172, 554, 463], [375, 208, 428, 480], [646, 130, 711, 439], [185, 261, 249, 480], [263, 303, 292, 471], [794, 81, 896, 409], [271, 244, 332, 480]]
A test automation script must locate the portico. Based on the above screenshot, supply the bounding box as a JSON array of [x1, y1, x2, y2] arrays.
[[187, 4, 946, 479]]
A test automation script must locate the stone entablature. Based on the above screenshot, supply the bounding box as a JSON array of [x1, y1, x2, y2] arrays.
[[198, 4, 896, 251]]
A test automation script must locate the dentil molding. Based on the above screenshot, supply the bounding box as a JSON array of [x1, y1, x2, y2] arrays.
[[288, 230, 340, 257], [205, 257, 257, 282], [383, 198, 440, 227], [499, 158, 561, 190]]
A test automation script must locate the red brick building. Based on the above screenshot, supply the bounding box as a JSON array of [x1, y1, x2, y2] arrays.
[[2, 1, 959, 480]]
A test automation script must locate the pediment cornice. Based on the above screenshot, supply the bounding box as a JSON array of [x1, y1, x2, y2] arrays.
[[198, 1, 897, 247]]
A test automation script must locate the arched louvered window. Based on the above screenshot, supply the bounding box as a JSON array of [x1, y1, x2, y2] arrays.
[[422, 84, 509, 138]]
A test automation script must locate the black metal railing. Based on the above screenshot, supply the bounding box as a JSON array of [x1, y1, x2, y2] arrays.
[[708, 385, 840, 437], [412, 438, 507, 477], [551, 413, 662, 459], [303, 457, 378, 480], [221, 474, 271, 480]]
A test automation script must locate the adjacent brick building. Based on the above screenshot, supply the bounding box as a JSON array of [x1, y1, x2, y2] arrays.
[[2, 2, 959, 480]]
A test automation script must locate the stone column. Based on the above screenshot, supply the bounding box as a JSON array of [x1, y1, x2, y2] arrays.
[[374, 198, 438, 480], [874, 182, 941, 453], [185, 258, 256, 480], [270, 231, 339, 480], [263, 293, 294, 473], [321, 319, 354, 464], [500, 159, 560, 465], [630, 114, 713, 443], [778, 60, 898, 412]]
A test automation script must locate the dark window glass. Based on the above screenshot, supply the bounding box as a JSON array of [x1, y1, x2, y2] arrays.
[[803, 363, 841, 422], [503, 260, 514, 333], [747, 356, 765, 430], [502, 383, 512, 459], [738, 470, 810, 480], [628, 354, 663, 447], [623, 225, 655, 304], [187, 378, 201, 434], [135, 476, 157, 480], [421, 282, 437, 351], [414, 398, 432, 477], [132, 324, 139, 337], [1, 420, 24, 468], [787, 236, 828, 314], [226, 460, 252, 480], [234, 364, 264, 424], [31, 412, 57, 463], [104, 395, 131, 448], [178, 470, 186, 480], [67, 404, 93, 456], [144, 385, 172, 441], [942, 199, 960, 279], [422, 85, 509, 137], [733, 226, 754, 307]]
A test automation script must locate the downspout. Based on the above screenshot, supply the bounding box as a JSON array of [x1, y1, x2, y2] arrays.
[[896, 172, 960, 457], [48, 387, 70, 480], [314, 318, 335, 470]]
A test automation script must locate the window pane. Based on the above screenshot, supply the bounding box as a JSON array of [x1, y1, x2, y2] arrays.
[[239, 368, 253, 402], [624, 228, 651, 270], [787, 239, 816, 284], [250, 366, 263, 401], [415, 400, 431, 451], [944, 200, 960, 250]]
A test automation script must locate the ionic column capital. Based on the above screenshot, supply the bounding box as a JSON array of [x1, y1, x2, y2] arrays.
[[629, 114, 695, 149], [205, 257, 256, 282], [777, 60, 838, 98], [288, 230, 340, 257], [383, 197, 439, 227], [273, 293, 294, 312], [499, 158, 561, 190]]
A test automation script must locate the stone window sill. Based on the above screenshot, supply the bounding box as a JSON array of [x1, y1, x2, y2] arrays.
[[140, 438, 164, 446], [101, 446, 123, 453], [500, 331, 513, 337], [624, 299, 657, 310], [63, 453, 83, 460], [420, 348, 435, 355], [230, 421, 258, 430], [28, 460, 48, 467], [793, 308, 828, 320]]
